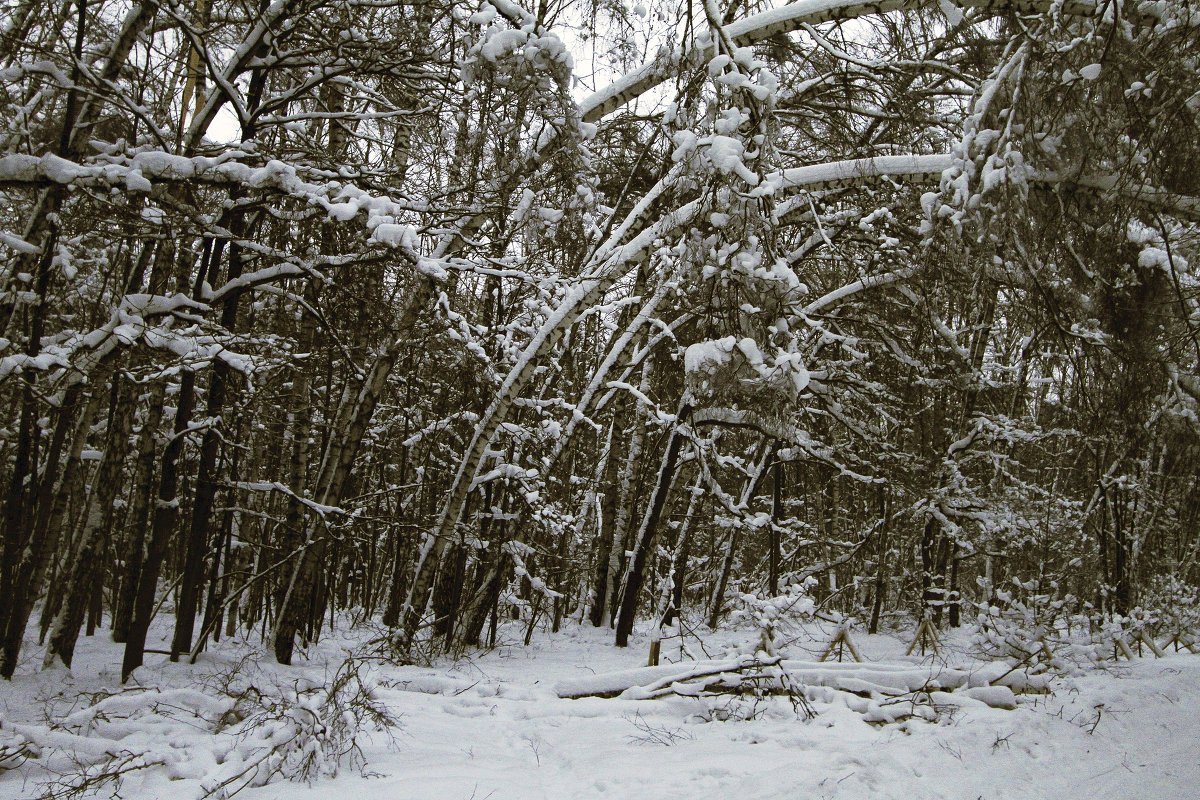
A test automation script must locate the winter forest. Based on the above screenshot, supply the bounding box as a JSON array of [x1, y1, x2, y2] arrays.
[[1, 0, 1199, 798]]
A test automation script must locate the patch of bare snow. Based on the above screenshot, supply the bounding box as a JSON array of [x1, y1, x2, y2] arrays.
[[1, 620, 1199, 799]]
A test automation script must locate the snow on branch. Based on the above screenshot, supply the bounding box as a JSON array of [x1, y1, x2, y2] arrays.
[[553, 656, 1026, 717], [580, 0, 1111, 122], [763, 153, 955, 194], [233, 481, 347, 517], [802, 267, 918, 316], [0, 292, 210, 383], [0, 152, 417, 235]]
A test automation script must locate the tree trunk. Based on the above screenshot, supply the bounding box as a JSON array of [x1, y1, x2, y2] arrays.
[[769, 459, 782, 596], [459, 554, 508, 647], [169, 357, 235, 660], [868, 484, 890, 635], [111, 381, 164, 643], [947, 543, 961, 627], [587, 423, 620, 627], [603, 359, 654, 626], [44, 370, 135, 668], [707, 439, 773, 630], [171, 36, 261, 656], [274, 276, 435, 664], [614, 403, 691, 647], [122, 370, 196, 681], [658, 473, 702, 629], [1, 384, 98, 678]]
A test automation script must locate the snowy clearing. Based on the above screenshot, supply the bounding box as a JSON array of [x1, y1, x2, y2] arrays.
[[2, 619, 1198, 800]]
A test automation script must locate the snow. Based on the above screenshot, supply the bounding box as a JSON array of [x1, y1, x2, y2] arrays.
[[3, 618, 1199, 800], [370, 223, 418, 249], [762, 154, 956, 197], [684, 336, 737, 375], [123, 169, 153, 192], [706, 136, 759, 186], [416, 256, 450, 281], [938, 0, 964, 26], [468, 5, 497, 25], [486, 0, 533, 26], [671, 130, 698, 162], [40, 153, 85, 183], [0, 230, 39, 255], [707, 54, 732, 76], [130, 150, 197, 179], [802, 267, 916, 317], [480, 29, 530, 62], [579, 1, 1110, 122], [960, 685, 1017, 709], [0, 152, 413, 243]]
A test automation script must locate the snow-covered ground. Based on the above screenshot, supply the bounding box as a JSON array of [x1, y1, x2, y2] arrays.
[[2, 618, 1199, 800]]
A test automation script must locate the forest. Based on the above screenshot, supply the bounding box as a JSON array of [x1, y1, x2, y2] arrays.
[[1, 0, 1199, 690]]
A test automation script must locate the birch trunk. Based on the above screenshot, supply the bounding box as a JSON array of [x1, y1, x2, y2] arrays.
[[272, 277, 435, 664], [121, 369, 197, 681], [0, 385, 100, 677], [44, 370, 136, 668], [614, 402, 692, 647], [707, 439, 774, 630]]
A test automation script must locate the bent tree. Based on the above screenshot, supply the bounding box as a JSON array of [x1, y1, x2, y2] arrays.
[[1, 0, 1197, 675]]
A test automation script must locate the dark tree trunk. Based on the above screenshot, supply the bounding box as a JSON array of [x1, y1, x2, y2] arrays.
[[615, 403, 691, 648], [275, 276, 435, 663], [460, 555, 507, 647], [1, 384, 96, 678], [382, 524, 413, 628], [769, 460, 782, 596], [172, 228, 249, 660], [112, 382, 164, 643], [707, 440, 773, 630], [432, 543, 467, 641], [920, 516, 944, 624], [588, 423, 623, 627], [660, 474, 702, 629], [947, 543, 961, 627], [868, 485, 890, 635], [122, 371, 196, 681], [45, 370, 135, 668]]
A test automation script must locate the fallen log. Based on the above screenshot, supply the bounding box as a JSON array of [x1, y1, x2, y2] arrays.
[[555, 658, 977, 700]]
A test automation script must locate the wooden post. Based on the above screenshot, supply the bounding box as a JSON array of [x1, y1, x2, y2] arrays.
[[1114, 636, 1136, 661], [1165, 632, 1198, 653], [819, 627, 863, 663], [905, 616, 940, 656], [1035, 637, 1055, 665], [1134, 629, 1164, 658]]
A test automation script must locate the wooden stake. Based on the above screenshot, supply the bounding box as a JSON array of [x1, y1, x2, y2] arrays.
[[1115, 636, 1136, 661], [819, 628, 863, 663], [905, 617, 939, 656], [1134, 630, 1164, 658], [1165, 632, 1199, 654]]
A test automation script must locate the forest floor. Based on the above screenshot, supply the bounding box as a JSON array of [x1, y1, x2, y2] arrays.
[[2, 615, 1199, 800]]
